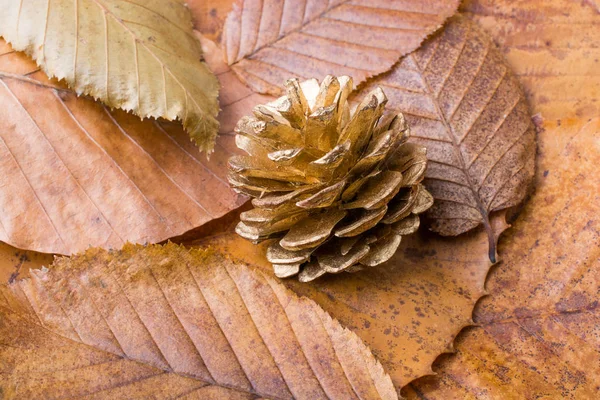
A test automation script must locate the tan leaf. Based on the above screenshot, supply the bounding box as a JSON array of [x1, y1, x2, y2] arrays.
[[465, 0, 600, 120], [404, 116, 600, 400], [0, 0, 219, 151], [1, 243, 398, 399], [355, 15, 536, 259], [0, 242, 53, 284], [222, 0, 461, 95], [194, 211, 510, 389], [0, 39, 246, 255], [403, 1, 600, 398], [187, 0, 236, 42]]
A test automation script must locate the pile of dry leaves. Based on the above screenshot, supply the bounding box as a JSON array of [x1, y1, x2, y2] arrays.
[[0, 0, 597, 398]]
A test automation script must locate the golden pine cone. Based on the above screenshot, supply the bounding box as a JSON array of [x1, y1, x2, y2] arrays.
[[229, 76, 433, 282]]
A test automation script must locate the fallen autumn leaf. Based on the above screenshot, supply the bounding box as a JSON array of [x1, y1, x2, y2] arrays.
[[222, 0, 461, 95], [356, 16, 536, 261], [0, 243, 398, 399], [0, 0, 220, 151]]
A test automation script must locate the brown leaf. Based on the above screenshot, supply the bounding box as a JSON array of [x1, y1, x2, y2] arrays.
[[403, 1, 600, 398], [0, 39, 246, 255], [187, 0, 237, 42], [0, 242, 53, 284], [355, 15, 536, 260], [464, 0, 600, 120], [0, 0, 220, 151], [0, 243, 398, 399], [222, 0, 461, 95], [195, 211, 510, 389], [405, 117, 600, 400]]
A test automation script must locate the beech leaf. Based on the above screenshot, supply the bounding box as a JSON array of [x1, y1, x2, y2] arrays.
[[406, 117, 600, 399], [0, 39, 246, 255], [0, 0, 220, 151], [356, 16, 536, 260], [404, 2, 600, 397], [0, 243, 398, 399], [195, 211, 510, 389], [222, 0, 461, 95]]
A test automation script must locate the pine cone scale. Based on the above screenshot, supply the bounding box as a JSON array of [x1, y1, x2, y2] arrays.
[[229, 76, 434, 281]]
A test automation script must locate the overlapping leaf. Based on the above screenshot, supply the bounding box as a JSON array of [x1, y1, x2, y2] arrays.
[[464, 0, 600, 120], [404, 1, 600, 398], [196, 212, 509, 389], [405, 117, 600, 400], [0, 243, 398, 399], [0, 0, 219, 151], [223, 0, 460, 95], [0, 39, 245, 255], [356, 16, 536, 260]]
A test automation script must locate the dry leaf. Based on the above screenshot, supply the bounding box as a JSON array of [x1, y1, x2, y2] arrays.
[[356, 15, 536, 260], [402, 1, 600, 397], [195, 211, 509, 389], [465, 0, 600, 121], [0, 39, 246, 255], [0, 243, 398, 399], [222, 0, 461, 95], [0, 0, 220, 151], [0, 242, 53, 284], [404, 117, 600, 400], [187, 0, 236, 42]]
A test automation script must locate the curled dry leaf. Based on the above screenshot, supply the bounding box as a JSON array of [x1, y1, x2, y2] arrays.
[[0, 0, 220, 151], [0, 39, 245, 255], [222, 0, 461, 95], [356, 15, 536, 260], [196, 211, 509, 389], [0, 243, 398, 399], [404, 1, 600, 398]]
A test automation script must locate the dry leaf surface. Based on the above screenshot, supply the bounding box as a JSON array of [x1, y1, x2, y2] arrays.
[[405, 114, 600, 400], [0, 0, 220, 151], [196, 212, 509, 389], [222, 0, 460, 95], [403, 1, 600, 398], [464, 0, 600, 121], [0, 242, 53, 284], [0, 39, 245, 255], [0, 243, 398, 399], [356, 16, 536, 258]]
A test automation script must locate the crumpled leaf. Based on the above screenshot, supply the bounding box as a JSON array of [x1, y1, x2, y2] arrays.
[[195, 211, 510, 389], [355, 15, 536, 261], [0, 39, 246, 255], [222, 0, 461, 95], [403, 2, 600, 398], [0, 243, 398, 399], [0, 0, 220, 151]]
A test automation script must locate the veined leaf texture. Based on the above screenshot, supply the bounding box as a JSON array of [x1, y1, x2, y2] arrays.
[[357, 16, 536, 259], [223, 0, 460, 95], [0, 244, 398, 399], [0, 0, 220, 151], [0, 39, 246, 255], [403, 1, 600, 398]]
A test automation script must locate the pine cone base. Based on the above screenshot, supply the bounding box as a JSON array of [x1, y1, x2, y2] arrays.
[[229, 76, 433, 282]]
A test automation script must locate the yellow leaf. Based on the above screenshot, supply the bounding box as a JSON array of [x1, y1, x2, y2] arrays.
[[0, 0, 220, 152]]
